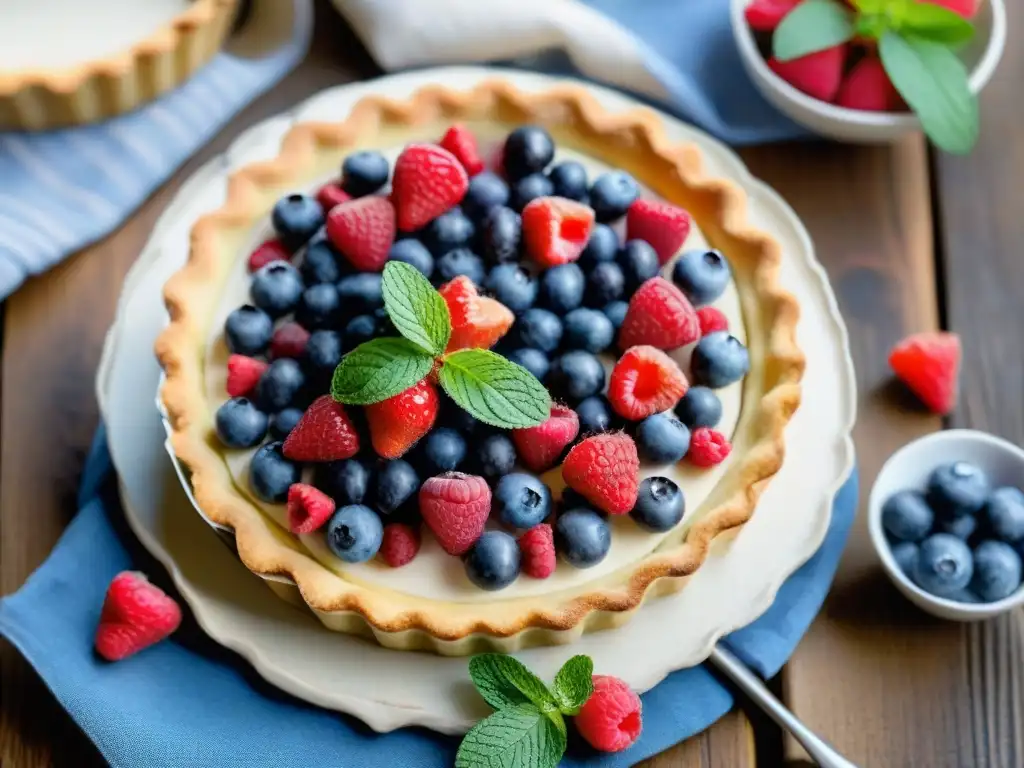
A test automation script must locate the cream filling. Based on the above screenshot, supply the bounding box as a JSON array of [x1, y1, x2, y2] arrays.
[[204, 146, 746, 603]]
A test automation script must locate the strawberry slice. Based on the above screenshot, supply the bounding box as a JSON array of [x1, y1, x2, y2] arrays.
[[745, 0, 801, 31], [521, 196, 595, 267], [326, 196, 396, 272], [365, 378, 440, 459], [438, 276, 514, 352], [768, 45, 847, 103], [283, 396, 361, 462], [512, 404, 580, 472], [889, 331, 961, 415], [95, 571, 182, 661], [836, 55, 901, 112], [439, 124, 485, 176], [626, 199, 692, 265], [391, 144, 469, 232], [226, 354, 268, 397]]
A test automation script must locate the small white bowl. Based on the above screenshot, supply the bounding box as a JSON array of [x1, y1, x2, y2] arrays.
[[868, 430, 1024, 621], [730, 0, 1007, 144]]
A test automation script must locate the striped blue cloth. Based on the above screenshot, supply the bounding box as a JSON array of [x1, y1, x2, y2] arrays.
[[0, 0, 312, 300]]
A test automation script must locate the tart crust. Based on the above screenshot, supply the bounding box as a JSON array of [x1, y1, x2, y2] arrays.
[[156, 80, 804, 655]]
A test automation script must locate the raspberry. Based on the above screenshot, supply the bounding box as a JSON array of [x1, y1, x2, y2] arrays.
[[888, 331, 961, 414], [836, 55, 901, 112], [286, 483, 335, 534], [248, 239, 289, 272], [316, 182, 351, 212], [608, 346, 689, 420], [226, 354, 268, 397], [326, 196, 396, 272], [618, 277, 700, 351], [94, 571, 182, 662], [512, 404, 580, 472], [391, 144, 469, 231], [768, 45, 847, 103], [439, 124, 485, 176], [519, 523, 555, 579], [697, 306, 729, 336], [687, 427, 732, 467], [283, 396, 361, 462], [625, 199, 692, 265], [744, 0, 801, 31], [521, 196, 595, 267], [365, 378, 439, 459], [419, 472, 491, 555], [562, 433, 640, 515], [379, 523, 421, 567], [270, 321, 310, 359], [575, 675, 643, 753], [438, 276, 514, 352]]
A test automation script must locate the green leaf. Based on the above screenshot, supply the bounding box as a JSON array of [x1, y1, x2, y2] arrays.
[[455, 703, 566, 768], [879, 31, 979, 154], [469, 655, 558, 714], [330, 337, 434, 405], [438, 349, 551, 429], [552, 655, 594, 716], [381, 261, 451, 355], [773, 0, 855, 62], [894, 2, 974, 45]]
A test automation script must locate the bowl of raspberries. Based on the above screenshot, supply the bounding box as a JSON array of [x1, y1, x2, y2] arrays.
[[731, 0, 1006, 150], [869, 429, 1024, 621]]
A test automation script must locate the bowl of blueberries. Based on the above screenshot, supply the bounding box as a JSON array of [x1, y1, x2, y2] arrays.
[[869, 429, 1024, 621]]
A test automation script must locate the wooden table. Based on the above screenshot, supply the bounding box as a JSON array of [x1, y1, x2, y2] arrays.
[[2, 3, 1022, 766]]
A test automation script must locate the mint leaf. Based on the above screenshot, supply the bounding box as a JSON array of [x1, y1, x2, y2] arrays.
[[455, 703, 566, 768], [879, 31, 979, 154], [439, 350, 550, 429], [469, 654, 558, 714], [330, 337, 434, 405], [773, 0, 855, 62], [381, 261, 451, 355], [894, 2, 974, 45], [552, 655, 594, 716]]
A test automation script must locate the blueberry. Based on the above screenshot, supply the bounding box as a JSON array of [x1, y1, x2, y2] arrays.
[[419, 428, 467, 475], [342, 314, 376, 353], [326, 504, 384, 562], [547, 161, 588, 201], [272, 194, 325, 251], [424, 207, 476, 256], [301, 239, 343, 284], [494, 473, 552, 530], [538, 263, 585, 314], [503, 126, 555, 180], [555, 508, 611, 568], [636, 414, 691, 464], [516, 309, 563, 352], [589, 171, 639, 222], [254, 358, 305, 411], [510, 173, 554, 211], [548, 351, 605, 403], [315, 459, 372, 506], [969, 540, 1022, 602], [630, 476, 685, 532], [215, 397, 268, 448], [249, 441, 301, 503], [269, 407, 303, 440], [576, 396, 618, 434], [617, 240, 660, 292], [302, 329, 342, 376], [982, 487, 1024, 542], [341, 150, 389, 197], [891, 541, 919, 575], [926, 462, 989, 519], [603, 301, 629, 336], [579, 224, 619, 270], [937, 514, 977, 541], [465, 531, 521, 590], [375, 460, 420, 516], [912, 533, 974, 598], [463, 171, 510, 221], [486, 264, 537, 313], [507, 348, 550, 382], [672, 249, 731, 306], [481, 206, 522, 265], [691, 332, 750, 389], [295, 284, 341, 330], [562, 308, 614, 353], [584, 261, 626, 307], [337, 273, 384, 315], [436, 249, 486, 286], [674, 387, 723, 429], [388, 239, 434, 278], [474, 433, 517, 480], [881, 490, 934, 542], [224, 305, 273, 356]]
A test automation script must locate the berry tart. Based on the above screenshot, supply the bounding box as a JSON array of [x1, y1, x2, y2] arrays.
[[157, 81, 804, 654]]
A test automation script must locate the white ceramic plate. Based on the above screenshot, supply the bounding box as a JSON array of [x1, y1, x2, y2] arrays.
[[96, 66, 857, 735]]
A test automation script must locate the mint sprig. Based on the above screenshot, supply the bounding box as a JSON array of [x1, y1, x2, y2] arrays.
[[330, 337, 434, 404], [439, 349, 551, 429], [456, 704, 566, 768], [552, 655, 594, 716], [381, 261, 451, 355]]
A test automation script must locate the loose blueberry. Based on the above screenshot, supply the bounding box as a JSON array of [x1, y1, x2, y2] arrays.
[[295, 284, 341, 330], [303, 329, 342, 377], [671, 249, 732, 306], [630, 476, 686, 532], [465, 531, 522, 590], [224, 305, 274, 356], [342, 314, 376, 353], [254, 358, 305, 412], [268, 407, 303, 440], [603, 301, 629, 336], [617, 240, 660, 292], [881, 490, 934, 542], [388, 239, 434, 278], [969, 540, 1022, 602], [463, 171, 510, 221], [912, 533, 974, 598], [503, 126, 555, 180], [341, 150, 389, 197], [556, 508, 612, 568], [937, 514, 977, 541], [315, 459, 372, 507], [251, 260, 305, 318], [507, 348, 550, 382], [424, 207, 476, 256], [516, 309, 563, 352], [300, 239, 343, 285], [326, 504, 384, 563], [272, 194, 324, 251], [215, 397, 268, 448], [538, 263, 585, 314], [576, 396, 617, 434], [584, 261, 626, 307], [891, 540, 919, 576], [982, 487, 1024, 542], [419, 427, 467, 475], [494, 473, 552, 530], [636, 414, 691, 464], [485, 264, 537, 313], [375, 460, 420, 516], [436, 249, 486, 286], [926, 462, 989, 519], [337, 273, 384, 315], [249, 441, 301, 503], [474, 433, 517, 480], [579, 224, 619, 271], [674, 387, 723, 429], [548, 351, 605, 403], [691, 332, 750, 389], [547, 161, 588, 201], [562, 308, 615, 353], [481, 206, 522, 265], [510, 173, 555, 211], [589, 171, 639, 223]]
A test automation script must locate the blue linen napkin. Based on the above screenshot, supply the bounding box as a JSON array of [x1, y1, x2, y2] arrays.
[[0, 427, 858, 767]]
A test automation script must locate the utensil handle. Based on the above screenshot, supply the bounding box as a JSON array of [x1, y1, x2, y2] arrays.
[[708, 646, 860, 768]]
